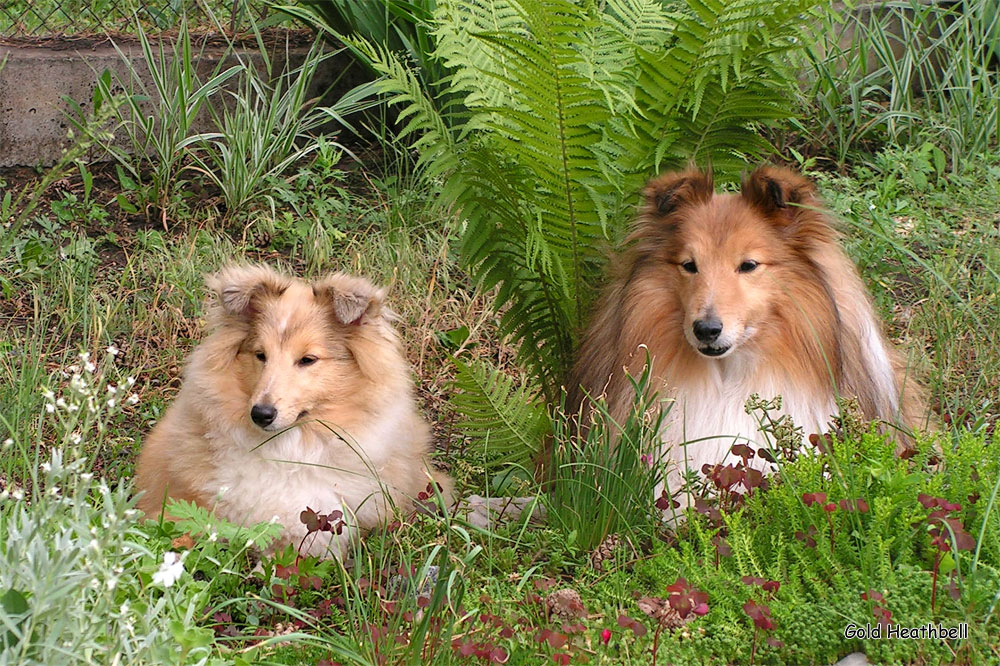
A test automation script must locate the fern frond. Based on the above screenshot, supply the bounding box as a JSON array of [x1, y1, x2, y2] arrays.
[[433, 0, 526, 109], [450, 356, 550, 467], [615, 0, 823, 182], [347, 36, 459, 176]]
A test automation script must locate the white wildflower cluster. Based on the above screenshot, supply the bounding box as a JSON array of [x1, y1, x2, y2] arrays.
[[152, 551, 187, 588], [40, 352, 140, 449], [0, 476, 25, 502], [0, 439, 183, 664]]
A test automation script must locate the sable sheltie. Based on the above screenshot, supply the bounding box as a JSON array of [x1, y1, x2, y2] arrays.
[[567, 166, 929, 500], [135, 265, 451, 556]]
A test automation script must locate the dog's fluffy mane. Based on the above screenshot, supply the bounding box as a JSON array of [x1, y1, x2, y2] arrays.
[[567, 166, 929, 467]]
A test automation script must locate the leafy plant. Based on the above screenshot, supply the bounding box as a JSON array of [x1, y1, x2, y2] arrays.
[[449, 357, 550, 469], [318, 0, 824, 410], [285, 0, 448, 99], [0, 350, 277, 666], [189, 33, 378, 218], [631, 418, 999, 664], [798, 0, 1000, 170], [88, 19, 242, 227], [547, 357, 665, 554]]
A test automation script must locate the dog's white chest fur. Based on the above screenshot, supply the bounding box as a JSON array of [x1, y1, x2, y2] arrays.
[[657, 356, 835, 496], [201, 411, 408, 557]]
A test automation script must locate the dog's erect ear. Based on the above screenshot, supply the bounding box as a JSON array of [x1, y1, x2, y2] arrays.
[[642, 167, 714, 218], [312, 274, 385, 326], [206, 265, 289, 317], [740, 166, 818, 218]]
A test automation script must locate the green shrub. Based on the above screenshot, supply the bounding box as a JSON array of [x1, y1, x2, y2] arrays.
[[630, 419, 1000, 665]]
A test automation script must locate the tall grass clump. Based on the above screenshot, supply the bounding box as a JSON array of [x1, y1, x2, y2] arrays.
[[547, 359, 666, 553], [190, 32, 378, 219], [799, 0, 1000, 169], [91, 19, 242, 225]]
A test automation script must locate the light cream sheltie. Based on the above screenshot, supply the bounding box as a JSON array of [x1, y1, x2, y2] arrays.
[[568, 166, 929, 500], [135, 265, 451, 556]]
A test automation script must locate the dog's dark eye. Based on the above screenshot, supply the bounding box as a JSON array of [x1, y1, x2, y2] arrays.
[[739, 260, 759, 273], [255, 351, 267, 362], [298, 355, 318, 367], [681, 261, 698, 274]]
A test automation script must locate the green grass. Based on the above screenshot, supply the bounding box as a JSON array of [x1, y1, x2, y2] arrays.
[[2, 144, 998, 664]]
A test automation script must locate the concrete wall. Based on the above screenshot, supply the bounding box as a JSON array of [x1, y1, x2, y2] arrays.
[[0, 37, 359, 168]]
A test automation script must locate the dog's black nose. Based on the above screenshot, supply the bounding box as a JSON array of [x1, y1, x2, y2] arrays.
[[251, 403, 277, 427], [693, 317, 723, 343]]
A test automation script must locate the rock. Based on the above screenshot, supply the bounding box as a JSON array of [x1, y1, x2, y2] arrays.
[[460, 495, 545, 530], [388, 565, 440, 599], [833, 652, 868, 666]]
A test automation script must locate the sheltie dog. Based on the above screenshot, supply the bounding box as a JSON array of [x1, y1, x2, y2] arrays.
[[567, 166, 929, 501], [135, 265, 451, 556]]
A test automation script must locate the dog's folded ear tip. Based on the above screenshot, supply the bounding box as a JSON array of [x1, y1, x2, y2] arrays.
[[741, 165, 817, 213], [643, 167, 714, 217], [206, 264, 289, 317], [313, 273, 387, 325]]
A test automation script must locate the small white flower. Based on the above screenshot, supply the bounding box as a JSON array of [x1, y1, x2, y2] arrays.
[[126, 376, 136, 386], [70, 433, 82, 445], [208, 530, 218, 543], [55, 398, 67, 409], [107, 398, 116, 408], [40, 462, 51, 473], [106, 576, 118, 591], [12, 489, 24, 501], [245, 539, 254, 548], [79, 351, 90, 362], [107, 385, 118, 395], [84, 361, 96, 373], [869, 203, 876, 210], [67, 404, 79, 412], [127, 394, 139, 405], [106, 344, 120, 356], [81, 472, 93, 481], [68, 364, 80, 374], [2, 438, 12, 449], [42, 389, 55, 400], [45, 403, 55, 413], [152, 551, 186, 587]]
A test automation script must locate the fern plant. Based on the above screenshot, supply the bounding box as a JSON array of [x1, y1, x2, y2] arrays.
[[289, 0, 824, 453], [450, 357, 550, 468]]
